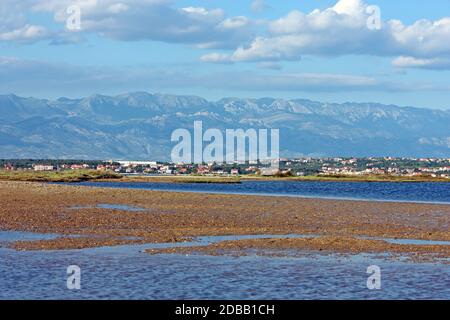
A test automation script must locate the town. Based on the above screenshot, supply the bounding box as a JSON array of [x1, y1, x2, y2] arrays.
[[1, 157, 450, 179]]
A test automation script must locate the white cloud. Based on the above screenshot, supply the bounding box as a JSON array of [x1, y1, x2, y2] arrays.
[[419, 137, 450, 148], [200, 53, 234, 63], [0, 24, 48, 42], [0, 0, 255, 48], [202, 0, 450, 69], [392, 56, 450, 70], [1, 0, 450, 72], [219, 16, 250, 30], [251, 0, 269, 13], [107, 3, 129, 14], [332, 0, 365, 16], [0, 0, 49, 42], [28, 0, 254, 49], [181, 6, 223, 17]]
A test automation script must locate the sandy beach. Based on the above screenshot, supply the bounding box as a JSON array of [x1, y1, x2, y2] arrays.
[[0, 180, 449, 261]]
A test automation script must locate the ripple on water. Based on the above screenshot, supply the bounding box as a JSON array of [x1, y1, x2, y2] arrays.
[[67, 180, 450, 204], [0, 245, 449, 299], [1, 231, 449, 299]]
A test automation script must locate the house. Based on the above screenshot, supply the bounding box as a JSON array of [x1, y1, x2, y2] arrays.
[[245, 166, 257, 173], [230, 168, 240, 175], [197, 165, 210, 175], [70, 164, 86, 170], [34, 165, 54, 171], [117, 160, 158, 167], [3, 164, 14, 171], [260, 168, 278, 176]]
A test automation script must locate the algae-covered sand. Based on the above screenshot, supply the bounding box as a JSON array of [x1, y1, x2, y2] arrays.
[[0, 180, 449, 262]]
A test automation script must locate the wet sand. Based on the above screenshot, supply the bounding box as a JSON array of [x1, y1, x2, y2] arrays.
[[146, 236, 450, 263], [0, 181, 449, 261]]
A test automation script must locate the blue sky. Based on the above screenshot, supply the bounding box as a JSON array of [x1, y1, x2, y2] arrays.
[[1, 0, 450, 109]]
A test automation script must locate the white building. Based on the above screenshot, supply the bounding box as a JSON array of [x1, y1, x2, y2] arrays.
[[116, 161, 158, 167], [34, 165, 54, 171], [260, 168, 279, 176]]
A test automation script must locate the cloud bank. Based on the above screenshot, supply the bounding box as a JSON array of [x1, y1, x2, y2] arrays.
[[1, 0, 450, 72], [10, 0, 255, 49], [202, 0, 450, 70], [0, 56, 445, 97]]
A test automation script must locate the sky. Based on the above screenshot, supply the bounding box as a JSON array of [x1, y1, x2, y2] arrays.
[[1, 0, 450, 109]]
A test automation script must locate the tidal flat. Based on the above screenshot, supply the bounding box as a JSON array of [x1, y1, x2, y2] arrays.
[[0, 180, 449, 263]]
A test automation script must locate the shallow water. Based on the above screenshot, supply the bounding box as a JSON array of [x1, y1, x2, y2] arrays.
[[364, 237, 450, 246], [0, 231, 60, 242], [4, 231, 446, 249], [97, 203, 145, 211], [0, 231, 449, 299], [69, 203, 145, 212], [70, 180, 450, 204]]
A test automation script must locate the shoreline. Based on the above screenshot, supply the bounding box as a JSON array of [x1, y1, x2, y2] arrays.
[[108, 174, 450, 184], [0, 180, 449, 262], [1, 169, 450, 184]]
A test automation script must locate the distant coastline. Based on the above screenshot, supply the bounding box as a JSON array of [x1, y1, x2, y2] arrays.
[[1, 169, 450, 184]]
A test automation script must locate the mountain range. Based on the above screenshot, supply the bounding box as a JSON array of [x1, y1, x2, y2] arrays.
[[1, 92, 450, 160]]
